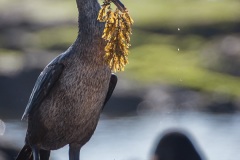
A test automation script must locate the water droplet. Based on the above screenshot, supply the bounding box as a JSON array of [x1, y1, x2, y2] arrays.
[[178, 48, 180, 51], [178, 28, 180, 31], [0, 119, 6, 135]]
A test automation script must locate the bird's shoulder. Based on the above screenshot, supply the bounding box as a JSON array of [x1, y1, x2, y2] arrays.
[[21, 54, 66, 120]]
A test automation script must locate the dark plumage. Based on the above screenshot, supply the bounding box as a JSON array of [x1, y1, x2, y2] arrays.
[[16, 0, 117, 160]]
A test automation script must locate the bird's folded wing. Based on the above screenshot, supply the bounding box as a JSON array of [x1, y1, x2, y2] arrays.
[[102, 74, 118, 110], [22, 63, 64, 120]]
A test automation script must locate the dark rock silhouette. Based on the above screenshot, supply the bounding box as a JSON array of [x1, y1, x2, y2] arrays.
[[153, 129, 204, 160]]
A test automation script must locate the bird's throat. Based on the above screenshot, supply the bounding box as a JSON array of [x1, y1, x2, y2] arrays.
[[76, 0, 104, 36]]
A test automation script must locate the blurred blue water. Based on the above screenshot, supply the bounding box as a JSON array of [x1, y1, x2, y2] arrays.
[[1, 111, 240, 160]]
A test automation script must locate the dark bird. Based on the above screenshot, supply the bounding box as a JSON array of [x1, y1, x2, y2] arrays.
[[15, 0, 125, 159], [153, 129, 205, 160]]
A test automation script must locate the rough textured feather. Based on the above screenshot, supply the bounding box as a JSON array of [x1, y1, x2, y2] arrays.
[[16, 144, 33, 160], [16, 144, 50, 160], [22, 62, 64, 120]]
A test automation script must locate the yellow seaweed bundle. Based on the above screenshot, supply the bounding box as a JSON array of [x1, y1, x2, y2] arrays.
[[97, 0, 134, 72]]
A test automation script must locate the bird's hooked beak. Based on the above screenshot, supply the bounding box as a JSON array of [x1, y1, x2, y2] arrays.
[[111, 0, 127, 12]]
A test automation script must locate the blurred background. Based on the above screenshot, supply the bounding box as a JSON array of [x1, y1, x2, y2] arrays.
[[0, 0, 240, 159]]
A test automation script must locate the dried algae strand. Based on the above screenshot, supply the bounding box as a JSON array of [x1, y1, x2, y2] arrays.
[[97, 0, 134, 72]]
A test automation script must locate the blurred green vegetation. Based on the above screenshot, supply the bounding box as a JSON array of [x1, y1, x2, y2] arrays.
[[1, 0, 240, 97], [129, 0, 240, 29]]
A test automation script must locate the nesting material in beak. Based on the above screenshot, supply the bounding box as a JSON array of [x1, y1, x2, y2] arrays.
[[97, 0, 134, 72], [111, 0, 126, 12]]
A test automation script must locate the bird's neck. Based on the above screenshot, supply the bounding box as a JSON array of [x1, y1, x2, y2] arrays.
[[72, 0, 106, 64], [76, 0, 104, 37]]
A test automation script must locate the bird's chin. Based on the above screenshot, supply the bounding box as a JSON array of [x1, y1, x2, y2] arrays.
[[111, 0, 127, 12]]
